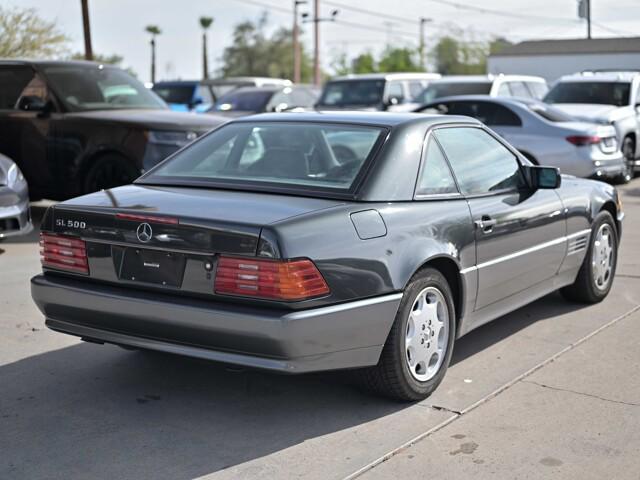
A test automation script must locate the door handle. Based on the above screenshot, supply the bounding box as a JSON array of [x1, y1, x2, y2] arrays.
[[475, 216, 497, 233]]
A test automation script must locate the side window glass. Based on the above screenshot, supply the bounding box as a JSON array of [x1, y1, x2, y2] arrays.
[[416, 138, 458, 196], [528, 82, 548, 99], [0, 67, 41, 110], [387, 82, 404, 102], [497, 83, 512, 97], [487, 103, 522, 126], [408, 81, 425, 100], [197, 85, 214, 104], [508, 81, 531, 98], [266, 91, 290, 111], [435, 127, 523, 195]]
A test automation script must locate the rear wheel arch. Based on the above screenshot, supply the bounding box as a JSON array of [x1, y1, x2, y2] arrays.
[[407, 256, 464, 327]]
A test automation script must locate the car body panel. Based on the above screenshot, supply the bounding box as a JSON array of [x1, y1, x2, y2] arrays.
[[30, 112, 622, 372]]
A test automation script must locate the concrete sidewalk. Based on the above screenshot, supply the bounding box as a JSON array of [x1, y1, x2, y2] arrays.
[[360, 307, 640, 480]]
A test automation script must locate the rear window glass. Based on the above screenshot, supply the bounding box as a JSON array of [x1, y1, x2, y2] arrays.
[[213, 89, 273, 112], [417, 82, 492, 103], [317, 80, 385, 107], [544, 81, 630, 106], [153, 84, 195, 104], [142, 122, 384, 192]]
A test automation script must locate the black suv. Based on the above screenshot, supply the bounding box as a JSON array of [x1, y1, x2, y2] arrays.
[[0, 60, 226, 200]]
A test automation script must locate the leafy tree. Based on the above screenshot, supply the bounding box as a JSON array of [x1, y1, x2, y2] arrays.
[[71, 52, 123, 65], [0, 6, 69, 58], [490, 37, 513, 55], [432, 36, 486, 75], [352, 52, 376, 74], [199, 16, 214, 79], [220, 15, 312, 82], [378, 47, 421, 73]]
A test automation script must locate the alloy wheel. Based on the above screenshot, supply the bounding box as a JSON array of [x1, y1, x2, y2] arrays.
[[405, 286, 449, 382]]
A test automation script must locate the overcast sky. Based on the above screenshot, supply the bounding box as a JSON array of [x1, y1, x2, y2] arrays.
[[12, 0, 640, 82]]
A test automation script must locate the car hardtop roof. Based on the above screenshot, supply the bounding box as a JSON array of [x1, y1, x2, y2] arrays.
[[329, 72, 441, 82], [203, 76, 291, 85], [231, 111, 480, 128], [422, 94, 545, 108], [557, 71, 639, 83], [0, 59, 121, 69], [153, 80, 200, 86], [431, 74, 546, 83]]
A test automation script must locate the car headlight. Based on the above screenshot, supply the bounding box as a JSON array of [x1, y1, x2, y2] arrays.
[[147, 130, 198, 147], [7, 163, 25, 188]]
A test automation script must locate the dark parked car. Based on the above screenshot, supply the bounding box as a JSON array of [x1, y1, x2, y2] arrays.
[[31, 112, 623, 400], [153, 77, 292, 113], [210, 85, 319, 117], [0, 60, 226, 200]]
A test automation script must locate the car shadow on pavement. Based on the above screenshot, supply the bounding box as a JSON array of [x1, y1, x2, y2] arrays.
[[0, 290, 589, 480]]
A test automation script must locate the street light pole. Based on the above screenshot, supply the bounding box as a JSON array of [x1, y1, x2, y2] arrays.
[[587, 0, 592, 39]]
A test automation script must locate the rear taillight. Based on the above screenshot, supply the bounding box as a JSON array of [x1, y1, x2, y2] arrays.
[[566, 135, 601, 146], [215, 256, 329, 301], [40, 233, 89, 274]]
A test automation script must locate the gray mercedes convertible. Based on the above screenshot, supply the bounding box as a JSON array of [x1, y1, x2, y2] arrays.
[[31, 112, 623, 401]]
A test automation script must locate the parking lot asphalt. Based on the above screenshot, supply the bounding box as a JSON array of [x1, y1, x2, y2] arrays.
[[0, 179, 639, 480]]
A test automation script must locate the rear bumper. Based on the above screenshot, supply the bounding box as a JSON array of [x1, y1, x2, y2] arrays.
[[31, 274, 402, 373], [589, 161, 626, 180]]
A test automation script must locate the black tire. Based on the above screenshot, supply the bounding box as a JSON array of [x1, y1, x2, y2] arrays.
[[616, 137, 635, 184], [359, 268, 456, 401], [561, 210, 618, 304], [83, 154, 140, 194]]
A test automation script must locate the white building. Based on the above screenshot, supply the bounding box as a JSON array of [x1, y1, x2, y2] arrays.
[[488, 37, 640, 83]]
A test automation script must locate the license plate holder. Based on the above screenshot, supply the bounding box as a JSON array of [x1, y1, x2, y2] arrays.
[[119, 248, 186, 287]]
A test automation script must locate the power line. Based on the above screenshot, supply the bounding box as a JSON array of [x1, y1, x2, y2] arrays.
[[425, 0, 579, 23], [592, 21, 637, 36], [226, 0, 292, 15], [323, 1, 420, 27]]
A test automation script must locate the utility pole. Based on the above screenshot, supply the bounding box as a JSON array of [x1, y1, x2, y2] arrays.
[[587, 0, 592, 39], [80, 0, 93, 60], [293, 1, 307, 83], [313, 0, 320, 86], [419, 17, 432, 70], [303, 3, 338, 86]]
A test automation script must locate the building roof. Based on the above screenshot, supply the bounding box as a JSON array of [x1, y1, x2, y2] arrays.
[[491, 37, 640, 57]]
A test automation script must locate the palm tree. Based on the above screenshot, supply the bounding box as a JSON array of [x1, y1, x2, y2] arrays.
[[145, 25, 162, 83], [199, 17, 214, 79]]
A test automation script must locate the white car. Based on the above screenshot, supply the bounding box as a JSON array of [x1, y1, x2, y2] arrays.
[[316, 73, 441, 112], [416, 74, 549, 104], [416, 95, 627, 181], [545, 70, 640, 181]]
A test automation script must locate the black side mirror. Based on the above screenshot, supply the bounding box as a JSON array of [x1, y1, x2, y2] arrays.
[[17, 95, 47, 112], [526, 165, 561, 189]]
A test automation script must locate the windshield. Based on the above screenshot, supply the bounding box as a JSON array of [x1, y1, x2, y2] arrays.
[[141, 122, 384, 192], [417, 82, 492, 103], [317, 80, 385, 107], [212, 89, 273, 112], [544, 81, 630, 106], [153, 84, 195, 104], [43, 65, 166, 111]]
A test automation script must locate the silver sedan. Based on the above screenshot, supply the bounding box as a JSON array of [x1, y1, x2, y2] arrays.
[[416, 95, 628, 182], [0, 154, 32, 240]]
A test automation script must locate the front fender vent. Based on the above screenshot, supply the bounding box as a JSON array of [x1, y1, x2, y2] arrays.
[[568, 234, 589, 255]]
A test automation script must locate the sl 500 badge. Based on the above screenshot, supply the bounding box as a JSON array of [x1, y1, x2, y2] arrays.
[[56, 219, 87, 229]]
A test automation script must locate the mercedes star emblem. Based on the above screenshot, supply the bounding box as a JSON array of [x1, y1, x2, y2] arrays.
[[136, 222, 153, 243]]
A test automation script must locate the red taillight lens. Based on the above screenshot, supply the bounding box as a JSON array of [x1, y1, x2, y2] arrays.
[[566, 135, 601, 146], [40, 233, 89, 274], [215, 256, 330, 301]]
